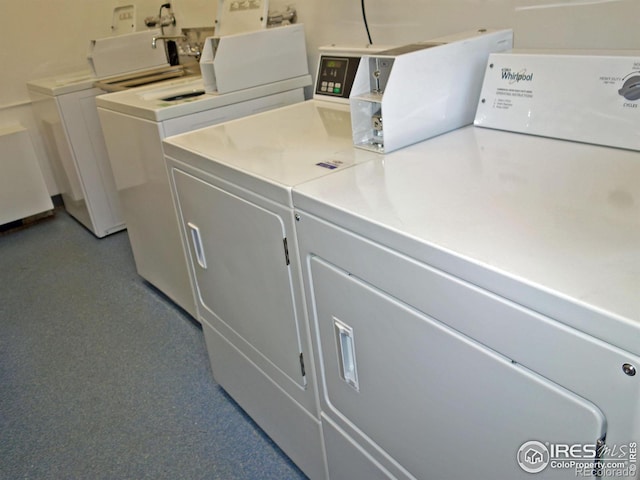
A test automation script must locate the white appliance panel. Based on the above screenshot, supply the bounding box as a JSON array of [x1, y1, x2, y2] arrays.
[[28, 86, 124, 237], [26, 71, 96, 96], [57, 89, 124, 237], [293, 126, 640, 351], [475, 50, 640, 151], [162, 88, 305, 136], [30, 91, 85, 204], [97, 110, 195, 315], [162, 101, 378, 207], [172, 168, 305, 386], [213, 0, 267, 36], [166, 154, 325, 477], [200, 24, 308, 94], [200, 321, 326, 478], [87, 29, 168, 79], [95, 75, 311, 122], [294, 206, 640, 478], [292, 117, 640, 477], [350, 28, 513, 153], [321, 417, 397, 480], [309, 255, 607, 479], [0, 125, 53, 225], [27, 73, 125, 238]]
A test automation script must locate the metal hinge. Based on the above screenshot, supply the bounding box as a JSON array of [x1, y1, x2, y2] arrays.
[[594, 437, 606, 478], [299, 352, 306, 377], [283, 238, 290, 265]]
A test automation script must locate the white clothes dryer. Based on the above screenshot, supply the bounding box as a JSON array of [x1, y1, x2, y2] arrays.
[[162, 45, 391, 478], [291, 50, 640, 478]]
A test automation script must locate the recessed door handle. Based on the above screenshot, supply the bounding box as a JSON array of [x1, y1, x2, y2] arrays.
[[187, 222, 207, 269], [334, 317, 359, 391]]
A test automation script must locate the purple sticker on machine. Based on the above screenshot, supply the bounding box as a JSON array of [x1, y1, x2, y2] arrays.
[[316, 162, 338, 170]]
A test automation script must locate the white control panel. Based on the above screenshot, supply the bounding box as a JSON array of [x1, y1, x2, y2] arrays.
[[475, 50, 640, 151]]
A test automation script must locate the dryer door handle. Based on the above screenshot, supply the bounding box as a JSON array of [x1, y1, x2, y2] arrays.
[[334, 317, 359, 391], [187, 222, 207, 269]]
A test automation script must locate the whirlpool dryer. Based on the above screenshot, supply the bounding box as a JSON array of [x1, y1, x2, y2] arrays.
[[291, 50, 640, 479], [162, 28, 512, 479], [162, 44, 384, 479]]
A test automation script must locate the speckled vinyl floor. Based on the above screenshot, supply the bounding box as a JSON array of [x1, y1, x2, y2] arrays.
[[0, 210, 307, 480]]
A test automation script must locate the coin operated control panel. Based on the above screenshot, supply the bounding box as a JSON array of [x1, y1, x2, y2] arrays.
[[349, 28, 513, 154], [314, 56, 361, 101], [311, 43, 399, 104]]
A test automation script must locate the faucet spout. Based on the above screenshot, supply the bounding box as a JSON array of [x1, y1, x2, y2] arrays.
[[152, 35, 187, 49]]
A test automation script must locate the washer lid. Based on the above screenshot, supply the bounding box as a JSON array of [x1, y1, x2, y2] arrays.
[[26, 70, 97, 96]]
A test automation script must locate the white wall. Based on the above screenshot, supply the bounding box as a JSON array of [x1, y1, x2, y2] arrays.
[[295, 0, 640, 88], [0, 0, 216, 195], [1, 0, 216, 105], [2, 0, 640, 196]]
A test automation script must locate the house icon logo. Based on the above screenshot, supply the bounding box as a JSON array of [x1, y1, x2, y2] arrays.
[[517, 441, 550, 473]]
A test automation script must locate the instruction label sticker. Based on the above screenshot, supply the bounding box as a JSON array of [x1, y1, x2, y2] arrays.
[[491, 88, 534, 111], [475, 52, 640, 151], [488, 67, 535, 111]]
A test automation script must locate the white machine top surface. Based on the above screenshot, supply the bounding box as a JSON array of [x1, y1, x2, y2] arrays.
[[95, 74, 311, 122], [27, 70, 97, 96], [163, 100, 379, 206], [293, 126, 640, 354]]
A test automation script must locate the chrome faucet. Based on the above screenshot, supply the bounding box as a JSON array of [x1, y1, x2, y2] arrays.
[[152, 35, 187, 48]]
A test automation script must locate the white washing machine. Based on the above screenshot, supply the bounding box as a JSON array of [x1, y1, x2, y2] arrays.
[[27, 30, 179, 238], [28, 71, 125, 237], [291, 57, 640, 477], [96, 72, 311, 319]]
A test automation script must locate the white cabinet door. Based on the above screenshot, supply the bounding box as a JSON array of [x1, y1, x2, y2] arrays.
[[172, 168, 305, 387], [310, 255, 607, 479]]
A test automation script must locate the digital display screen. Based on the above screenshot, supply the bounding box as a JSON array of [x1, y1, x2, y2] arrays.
[[316, 56, 357, 99]]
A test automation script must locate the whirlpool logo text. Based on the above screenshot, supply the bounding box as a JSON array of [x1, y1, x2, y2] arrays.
[[501, 68, 534, 83]]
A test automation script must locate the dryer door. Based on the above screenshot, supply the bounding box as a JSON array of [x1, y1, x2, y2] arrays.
[[310, 256, 607, 479], [173, 168, 305, 387]]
